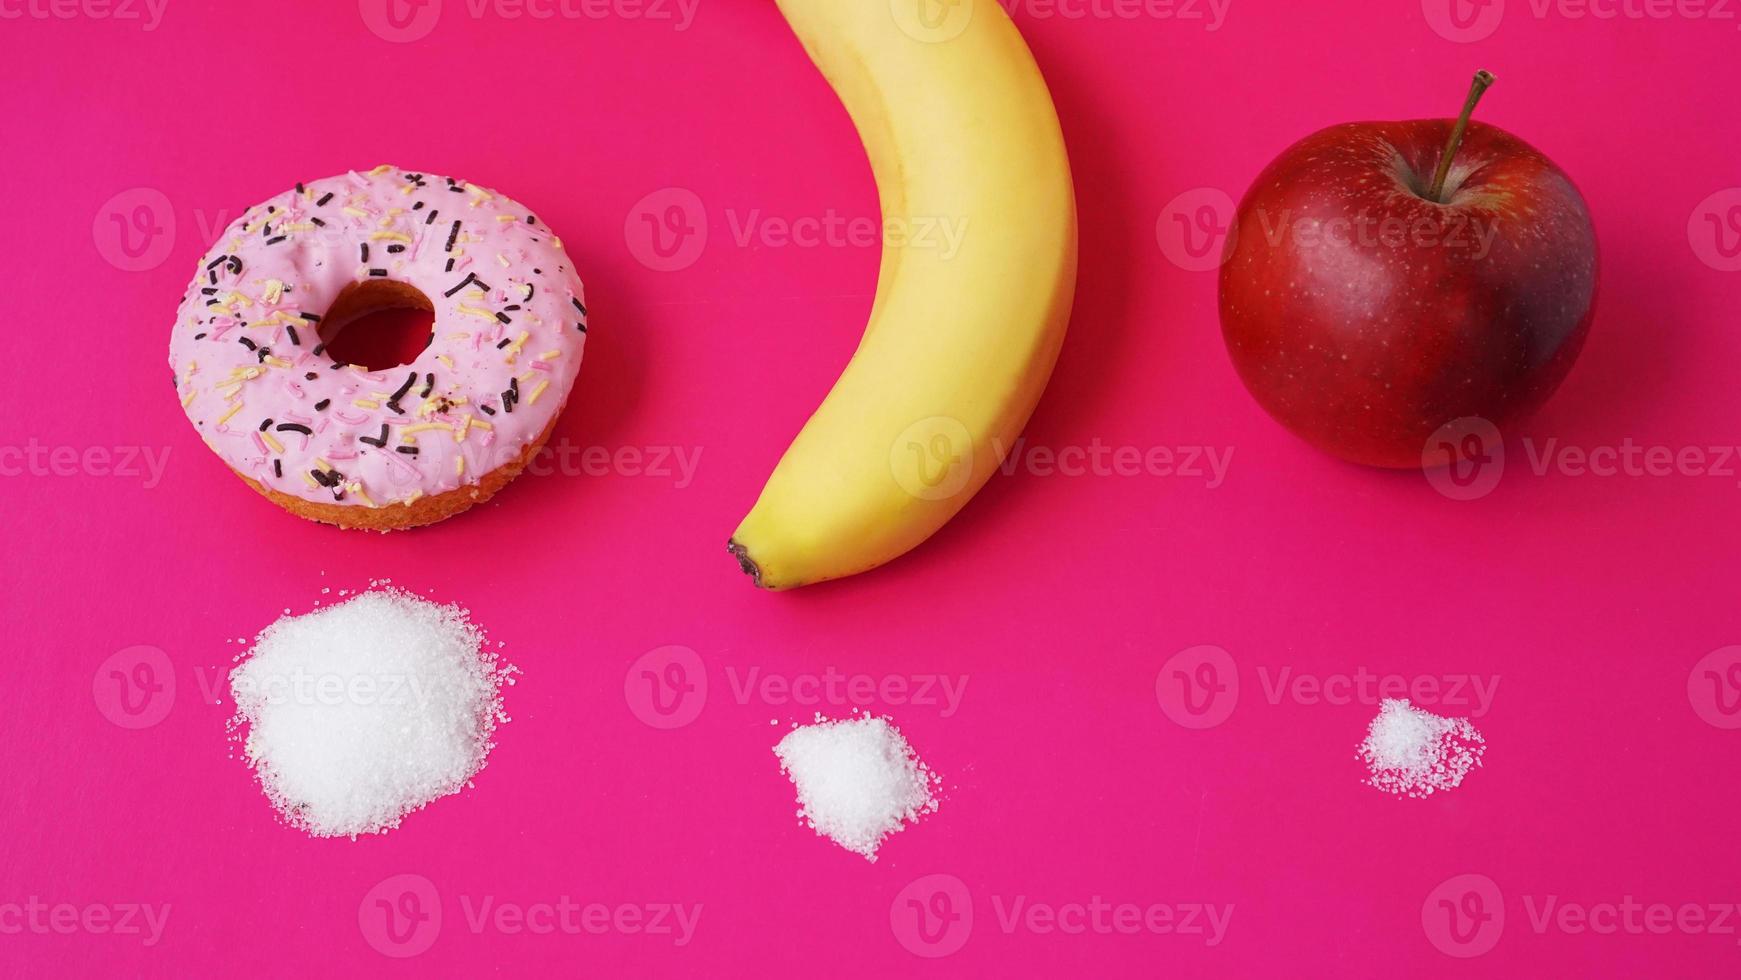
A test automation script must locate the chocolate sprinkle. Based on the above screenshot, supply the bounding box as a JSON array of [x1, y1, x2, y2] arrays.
[[442, 272, 483, 298], [445, 220, 461, 252], [316, 192, 334, 207], [276, 423, 313, 436], [314, 399, 331, 411], [359, 424, 389, 448]]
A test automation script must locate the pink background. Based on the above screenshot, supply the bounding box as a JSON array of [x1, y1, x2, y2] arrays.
[[4, 0, 1741, 975]]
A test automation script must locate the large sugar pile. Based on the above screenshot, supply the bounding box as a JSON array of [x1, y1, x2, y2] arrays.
[[774, 714, 939, 861], [1358, 699, 1485, 798], [228, 589, 514, 838]]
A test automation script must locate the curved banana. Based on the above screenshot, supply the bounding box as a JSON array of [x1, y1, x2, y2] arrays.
[[729, 0, 1078, 590]]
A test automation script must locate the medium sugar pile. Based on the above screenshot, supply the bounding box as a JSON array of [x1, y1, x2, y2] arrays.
[[774, 714, 939, 862], [228, 589, 513, 838], [1358, 699, 1485, 798]]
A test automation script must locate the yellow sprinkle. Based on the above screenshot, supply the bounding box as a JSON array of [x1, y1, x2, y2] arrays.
[[517, 370, 535, 383], [469, 418, 494, 431], [436, 355, 455, 369], [350, 483, 376, 507], [456, 304, 496, 320], [464, 182, 492, 199], [450, 333, 471, 341], [342, 206, 369, 219], [528, 381, 550, 405], [399, 183, 417, 195], [217, 403, 244, 425], [368, 164, 393, 175], [538, 350, 561, 361], [281, 222, 316, 233], [496, 214, 517, 223], [315, 458, 333, 472], [402, 422, 453, 436], [402, 490, 425, 507], [302, 471, 320, 488], [354, 399, 381, 410], [456, 456, 467, 477], [496, 252, 511, 268], [552, 237, 563, 250], [370, 231, 412, 243], [180, 389, 197, 408], [261, 431, 285, 454], [301, 186, 314, 199], [455, 415, 472, 442], [263, 357, 292, 370], [261, 279, 284, 303]]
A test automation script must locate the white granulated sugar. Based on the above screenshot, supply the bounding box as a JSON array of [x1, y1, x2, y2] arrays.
[[774, 714, 939, 861], [1358, 699, 1485, 798], [228, 589, 514, 838]]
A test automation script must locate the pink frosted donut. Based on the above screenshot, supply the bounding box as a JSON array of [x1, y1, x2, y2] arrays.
[[168, 166, 588, 530]]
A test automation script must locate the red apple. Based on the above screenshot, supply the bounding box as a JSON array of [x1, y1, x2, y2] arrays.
[[1218, 72, 1598, 469]]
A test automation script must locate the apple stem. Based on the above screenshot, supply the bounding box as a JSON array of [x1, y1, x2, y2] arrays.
[[1427, 70, 1496, 204]]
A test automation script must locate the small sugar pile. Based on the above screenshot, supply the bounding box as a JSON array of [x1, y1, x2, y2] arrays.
[[774, 714, 939, 862], [228, 589, 514, 838], [1358, 699, 1485, 798]]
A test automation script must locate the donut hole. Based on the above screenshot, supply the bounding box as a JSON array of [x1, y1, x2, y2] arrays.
[[318, 280, 435, 372]]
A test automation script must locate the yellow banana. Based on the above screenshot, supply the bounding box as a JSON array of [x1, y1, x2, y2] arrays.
[[729, 0, 1078, 590]]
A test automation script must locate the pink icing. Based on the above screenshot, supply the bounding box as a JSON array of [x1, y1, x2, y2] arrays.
[[167, 167, 588, 508]]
